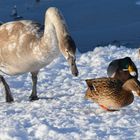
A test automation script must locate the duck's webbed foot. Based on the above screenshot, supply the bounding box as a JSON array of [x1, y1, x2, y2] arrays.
[[0, 76, 14, 102], [99, 105, 119, 112], [29, 71, 39, 101]]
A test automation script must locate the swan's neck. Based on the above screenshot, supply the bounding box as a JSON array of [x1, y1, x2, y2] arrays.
[[43, 8, 69, 52], [32, 8, 71, 66]]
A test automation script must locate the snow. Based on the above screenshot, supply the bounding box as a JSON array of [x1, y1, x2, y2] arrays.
[[0, 1, 140, 139], [0, 45, 140, 140]]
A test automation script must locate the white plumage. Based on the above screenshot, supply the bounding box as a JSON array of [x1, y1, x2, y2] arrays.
[[0, 7, 78, 102]]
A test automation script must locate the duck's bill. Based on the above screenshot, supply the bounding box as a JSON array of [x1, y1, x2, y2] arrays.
[[128, 65, 137, 76], [123, 65, 137, 76], [67, 56, 79, 76], [130, 71, 137, 76]]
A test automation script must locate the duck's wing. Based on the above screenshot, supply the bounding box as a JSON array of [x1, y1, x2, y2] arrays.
[[86, 77, 123, 97]]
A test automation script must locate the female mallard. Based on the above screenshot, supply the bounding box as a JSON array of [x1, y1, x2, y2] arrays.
[[85, 77, 140, 111], [107, 57, 138, 82]]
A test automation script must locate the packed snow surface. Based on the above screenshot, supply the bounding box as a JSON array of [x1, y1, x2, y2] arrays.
[[0, 45, 140, 140]]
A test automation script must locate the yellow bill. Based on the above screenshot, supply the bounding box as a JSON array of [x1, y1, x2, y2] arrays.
[[128, 65, 136, 76]]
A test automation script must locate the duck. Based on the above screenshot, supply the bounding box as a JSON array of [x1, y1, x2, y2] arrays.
[[0, 7, 78, 102], [85, 77, 140, 111], [107, 57, 138, 82]]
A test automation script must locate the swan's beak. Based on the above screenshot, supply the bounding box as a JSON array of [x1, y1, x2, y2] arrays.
[[67, 56, 78, 76]]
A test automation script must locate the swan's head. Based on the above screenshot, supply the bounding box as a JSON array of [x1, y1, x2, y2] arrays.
[[61, 35, 79, 76]]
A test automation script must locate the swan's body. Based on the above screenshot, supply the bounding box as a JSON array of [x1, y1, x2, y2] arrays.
[[0, 20, 59, 75], [0, 7, 78, 102]]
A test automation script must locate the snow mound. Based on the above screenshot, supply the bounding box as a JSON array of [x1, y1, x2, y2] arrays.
[[0, 45, 140, 140]]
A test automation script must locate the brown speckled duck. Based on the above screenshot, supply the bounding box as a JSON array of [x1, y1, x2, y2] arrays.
[[85, 77, 140, 111]]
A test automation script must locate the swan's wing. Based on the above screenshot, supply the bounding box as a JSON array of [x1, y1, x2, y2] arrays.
[[19, 20, 44, 38], [0, 20, 44, 39]]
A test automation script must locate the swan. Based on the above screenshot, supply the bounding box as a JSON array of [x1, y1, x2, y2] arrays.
[[0, 7, 79, 102]]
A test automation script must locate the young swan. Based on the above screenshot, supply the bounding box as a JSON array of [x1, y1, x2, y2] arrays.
[[85, 78, 140, 111], [0, 7, 78, 102]]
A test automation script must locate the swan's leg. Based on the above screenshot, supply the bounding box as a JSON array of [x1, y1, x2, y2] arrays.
[[0, 76, 14, 102], [29, 71, 39, 101]]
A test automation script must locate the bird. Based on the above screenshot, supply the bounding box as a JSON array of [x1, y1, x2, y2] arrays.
[[107, 57, 138, 82], [0, 7, 78, 102], [10, 5, 23, 20], [85, 77, 140, 111], [11, 5, 17, 17]]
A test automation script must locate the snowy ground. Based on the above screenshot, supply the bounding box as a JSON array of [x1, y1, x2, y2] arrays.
[[0, 45, 140, 140], [1, 1, 140, 139]]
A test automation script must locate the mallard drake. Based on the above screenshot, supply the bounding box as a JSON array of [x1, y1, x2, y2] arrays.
[[107, 57, 138, 82], [85, 77, 140, 111]]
